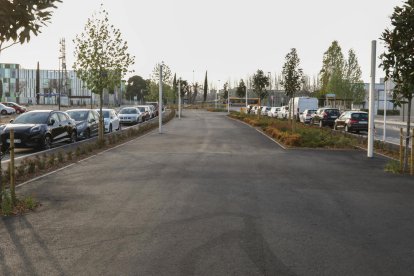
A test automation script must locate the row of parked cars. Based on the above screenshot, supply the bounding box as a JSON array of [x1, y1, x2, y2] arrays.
[[0, 103, 159, 152], [0, 102, 28, 115], [248, 104, 369, 134]]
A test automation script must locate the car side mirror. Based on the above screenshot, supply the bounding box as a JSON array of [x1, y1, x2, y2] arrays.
[[49, 119, 55, 126]]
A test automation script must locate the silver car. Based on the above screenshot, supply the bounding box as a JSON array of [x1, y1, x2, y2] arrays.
[[118, 107, 143, 125], [95, 109, 121, 132]]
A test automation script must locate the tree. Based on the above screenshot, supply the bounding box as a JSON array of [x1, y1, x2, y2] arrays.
[[172, 73, 177, 104], [380, 0, 414, 172], [344, 49, 365, 104], [73, 5, 135, 141], [151, 63, 172, 85], [319, 41, 344, 96], [203, 71, 208, 102], [252, 69, 270, 107], [280, 48, 304, 123], [236, 79, 247, 98], [223, 82, 229, 100], [0, 0, 61, 54], [126, 75, 146, 103]]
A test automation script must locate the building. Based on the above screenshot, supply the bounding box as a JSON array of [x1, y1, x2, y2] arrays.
[[0, 63, 123, 106]]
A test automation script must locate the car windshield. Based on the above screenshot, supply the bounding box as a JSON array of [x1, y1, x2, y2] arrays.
[[67, 111, 89, 121], [326, 109, 339, 115], [137, 107, 145, 112], [120, 108, 137, 114], [13, 112, 49, 124]]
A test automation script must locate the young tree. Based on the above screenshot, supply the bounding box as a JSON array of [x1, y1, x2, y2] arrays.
[[252, 70, 270, 108], [344, 49, 365, 104], [280, 48, 304, 124], [380, 0, 414, 172], [73, 5, 135, 141], [223, 82, 229, 100], [203, 71, 208, 102], [236, 79, 247, 98], [0, 0, 61, 54]]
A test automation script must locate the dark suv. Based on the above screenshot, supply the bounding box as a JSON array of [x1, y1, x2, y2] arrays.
[[311, 108, 341, 128]]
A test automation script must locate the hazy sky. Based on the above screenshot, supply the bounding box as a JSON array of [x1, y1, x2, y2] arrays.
[[0, 0, 403, 88]]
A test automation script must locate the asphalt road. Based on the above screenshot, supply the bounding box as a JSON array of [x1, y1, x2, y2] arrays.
[[1, 110, 414, 275]]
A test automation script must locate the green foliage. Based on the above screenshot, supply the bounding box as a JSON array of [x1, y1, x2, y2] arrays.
[[236, 79, 247, 98], [318, 41, 364, 104], [48, 153, 56, 166], [0, 0, 61, 52], [384, 160, 401, 174], [280, 48, 304, 98], [126, 75, 147, 102], [252, 70, 270, 102], [380, 0, 414, 172], [1, 191, 13, 216], [22, 196, 37, 210]]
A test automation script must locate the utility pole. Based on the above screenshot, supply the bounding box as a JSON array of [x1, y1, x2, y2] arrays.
[[368, 41, 376, 158]]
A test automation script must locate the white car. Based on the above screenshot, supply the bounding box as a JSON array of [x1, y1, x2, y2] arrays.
[[260, 106, 271, 116], [118, 107, 143, 125], [277, 105, 289, 119], [0, 103, 16, 115], [96, 109, 121, 132], [300, 109, 317, 124], [268, 107, 281, 118]]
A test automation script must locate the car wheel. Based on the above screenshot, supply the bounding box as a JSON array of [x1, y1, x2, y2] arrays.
[[1, 110, 6, 115], [41, 135, 52, 150], [319, 121, 323, 128], [109, 124, 113, 133], [70, 131, 77, 143]]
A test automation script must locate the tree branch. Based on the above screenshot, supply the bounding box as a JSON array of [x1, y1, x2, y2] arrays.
[[0, 41, 20, 53]]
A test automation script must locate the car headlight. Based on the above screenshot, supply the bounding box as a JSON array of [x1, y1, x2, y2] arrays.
[[31, 126, 41, 133]]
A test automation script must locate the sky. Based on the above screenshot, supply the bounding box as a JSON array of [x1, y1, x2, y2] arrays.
[[0, 0, 403, 89]]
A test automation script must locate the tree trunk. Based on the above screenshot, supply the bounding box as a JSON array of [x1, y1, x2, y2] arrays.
[[404, 97, 412, 172], [99, 92, 104, 142]]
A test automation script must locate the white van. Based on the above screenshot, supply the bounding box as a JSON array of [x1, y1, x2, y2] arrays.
[[288, 97, 318, 120]]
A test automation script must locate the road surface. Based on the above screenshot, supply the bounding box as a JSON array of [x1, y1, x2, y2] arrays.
[[0, 110, 413, 275]]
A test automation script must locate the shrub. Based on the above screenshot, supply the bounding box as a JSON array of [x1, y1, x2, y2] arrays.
[[48, 153, 56, 166], [1, 191, 13, 216], [384, 160, 401, 174], [66, 150, 73, 161], [57, 151, 64, 163], [27, 159, 36, 174]]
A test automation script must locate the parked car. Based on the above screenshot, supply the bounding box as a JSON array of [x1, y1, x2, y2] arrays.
[[118, 107, 143, 124], [249, 105, 259, 114], [300, 109, 317, 124], [2, 102, 27, 114], [268, 107, 281, 118], [146, 102, 159, 117], [0, 110, 77, 151], [277, 105, 289, 119], [334, 111, 369, 133], [67, 109, 100, 139], [135, 106, 151, 121], [288, 97, 318, 121], [311, 107, 341, 128], [260, 106, 271, 116], [95, 109, 121, 133], [0, 103, 16, 115]]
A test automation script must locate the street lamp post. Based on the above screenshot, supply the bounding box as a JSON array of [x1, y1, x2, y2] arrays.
[[178, 78, 181, 119], [159, 63, 163, 134]]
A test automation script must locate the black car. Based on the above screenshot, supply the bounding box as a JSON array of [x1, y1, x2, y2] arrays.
[[0, 110, 77, 152], [311, 108, 341, 128], [334, 111, 369, 133], [66, 109, 99, 140]]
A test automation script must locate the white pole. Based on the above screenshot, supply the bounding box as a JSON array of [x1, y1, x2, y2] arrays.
[[383, 80, 387, 142], [178, 78, 181, 120], [368, 40, 376, 158], [159, 63, 163, 134]]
